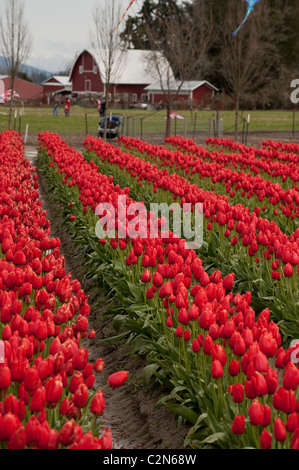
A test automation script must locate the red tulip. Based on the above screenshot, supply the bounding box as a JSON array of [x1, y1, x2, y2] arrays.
[[260, 429, 272, 449], [0, 413, 21, 442], [141, 269, 151, 283], [59, 419, 78, 447], [228, 359, 240, 376], [8, 427, 26, 449], [30, 386, 46, 412], [248, 400, 264, 426], [227, 383, 244, 403], [73, 383, 89, 408], [223, 273, 235, 290], [107, 371, 129, 389], [231, 415, 245, 435], [286, 412, 299, 433], [45, 376, 63, 403], [90, 390, 105, 415], [0, 365, 11, 389], [284, 263, 293, 278], [211, 360, 223, 379], [274, 418, 287, 442], [94, 358, 105, 373], [283, 362, 299, 391]]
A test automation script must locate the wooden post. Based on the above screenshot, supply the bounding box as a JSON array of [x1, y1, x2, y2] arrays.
[[216, 111, 220, 137], [24, 124, 29, 143], [18, 111, 22, 134], [193, 110, 197, 140], [14, 110, 17, 131], [245, 114, 250, 146], [126, 116, 130, 136], [132, 116, 136, 138], [140, 118, 143, 140], [184, 118, 187, 138], [121, 116, 125, 136]]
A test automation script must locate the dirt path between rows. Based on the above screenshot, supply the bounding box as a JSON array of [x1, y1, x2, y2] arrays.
[[26, 144, 191, 450]]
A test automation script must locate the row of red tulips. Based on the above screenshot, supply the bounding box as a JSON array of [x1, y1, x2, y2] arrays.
[[168, 135, 299, 186], [38, 131, 299, 449], [120, 136, 299, 234], [0, 130, 129, 449], [206, 137, 299, 165], [83, 135, 299, 337], [262, 140, 299, 156]]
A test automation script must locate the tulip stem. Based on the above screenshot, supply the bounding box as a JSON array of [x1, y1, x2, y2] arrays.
[[91, 415, 97, 436]]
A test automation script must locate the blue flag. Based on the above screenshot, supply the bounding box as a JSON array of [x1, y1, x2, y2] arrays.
[[232, 0, 261, 36]]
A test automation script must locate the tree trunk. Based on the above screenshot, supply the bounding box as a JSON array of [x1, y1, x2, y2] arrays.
[[234, 93, 240, 142], [103, 85, 110, 142], [165, 104, 171, 139], [8, 76, 15, 130]]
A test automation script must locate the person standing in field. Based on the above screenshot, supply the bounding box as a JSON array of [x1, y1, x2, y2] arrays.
[[53, 96, 60, 117], [64, 98, 71, 117], [100, 100, 106, 117], [97, 100, 101, 115]]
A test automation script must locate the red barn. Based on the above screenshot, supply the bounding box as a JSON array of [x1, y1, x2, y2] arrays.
[[0, 76, 43, 102], [42, 75, 72, 103], [69, 49, 172, 104], [70, 50, 104, 95], [145, 80, 218, 108]]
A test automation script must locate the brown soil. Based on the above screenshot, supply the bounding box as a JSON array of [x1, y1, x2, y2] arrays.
[[27, 144, 190, 450], [25, 130, 299, 150]]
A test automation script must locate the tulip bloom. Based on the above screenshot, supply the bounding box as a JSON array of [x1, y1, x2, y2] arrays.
[[223, 273, 235, 290], [45, 376, 63, 403], [231, 415, 245, 435], [227, 383, 244, 403], [260, 429, 272, 449], [90, 390, 105, 415], [0, 366, 11, 390], [274, 418, 287, 442], [107, 371, 129, 389], [248, 400, 264, 426], [211, 360, 223, 379], [30, 386, 46, 412], [283, 362, 299, 391]]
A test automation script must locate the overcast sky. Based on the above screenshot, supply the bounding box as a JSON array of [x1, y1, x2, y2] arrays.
[[23, 0, 141, 72]]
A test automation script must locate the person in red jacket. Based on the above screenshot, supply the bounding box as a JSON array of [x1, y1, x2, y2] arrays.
[[64, 98, 71, 117]]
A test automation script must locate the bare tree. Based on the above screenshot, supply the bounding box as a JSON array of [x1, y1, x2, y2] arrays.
[[0, 0, 32, 129], [144, 0, 213, 137], [90, 0, 127, 141], [218, 0, 280, 139]]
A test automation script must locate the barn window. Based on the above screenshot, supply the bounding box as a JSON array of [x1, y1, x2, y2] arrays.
[[132, 93, 137, 102], [79, 66, 83, 74], [141, 94, 147, 102], [93, 66, 97, 74]]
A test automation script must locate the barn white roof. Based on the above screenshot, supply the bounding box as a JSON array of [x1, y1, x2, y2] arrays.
[[112, 49, 172, 85], [145, 80, 219, 93], [71, 49, 173, 85], [42, 75, 72, 86]]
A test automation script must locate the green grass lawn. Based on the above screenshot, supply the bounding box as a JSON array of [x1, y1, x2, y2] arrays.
[[0, 105, 298, 136]]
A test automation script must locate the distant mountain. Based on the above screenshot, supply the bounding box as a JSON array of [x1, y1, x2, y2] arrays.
[[0, 56, 52, 85]]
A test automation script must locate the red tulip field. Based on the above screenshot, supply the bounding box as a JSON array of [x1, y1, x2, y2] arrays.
[[1, 128, 299, 449]]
